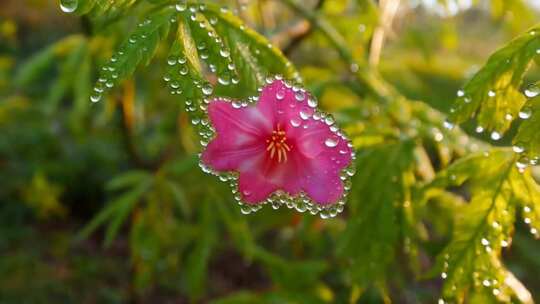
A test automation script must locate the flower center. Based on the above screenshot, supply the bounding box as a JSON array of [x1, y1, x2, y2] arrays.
[[266, 124, 291, 163]]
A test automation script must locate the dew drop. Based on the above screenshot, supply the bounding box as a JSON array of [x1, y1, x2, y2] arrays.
[[59, 0, 78, 13], [202, 84, 213, 95], [290, 118, 301, 127], [276, 90, 285, 100], [325, 136, 339, 148], [443, 120, 455, 130], [219, 49, 230, 57], [90, 93, 101, 103], [175, 1, 187, 11], [299, 109, 311, 120], [524, 84, 540, 98], [294, 91, 305, 101], [490, 131, 501, 141], [218, 76, 230, 85], [518, 106, 532, 119], [475, 126, 484, 133], [488, 90, 496, 97], [456, 90, 465, 97], [512, 143, 525, 153], [350, 63, 359, 73], [167, 56, 177, 65], [307, 97, 317, 108]]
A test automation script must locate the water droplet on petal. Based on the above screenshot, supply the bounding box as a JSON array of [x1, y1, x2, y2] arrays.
[[300, 109, 311, 120], [325, 136, 339, 148], [294, 91, 305, 101], [307, 97, 317, 108], [276, 90, 285, 100], [290, 118, 301, 127]]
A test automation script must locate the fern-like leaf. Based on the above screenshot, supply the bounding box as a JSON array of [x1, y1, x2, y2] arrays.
[[449, 25, 540, 138], [424, 149, 538, 303]]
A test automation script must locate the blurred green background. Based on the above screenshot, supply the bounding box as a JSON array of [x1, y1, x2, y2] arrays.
[[1, 0, 539, 303]]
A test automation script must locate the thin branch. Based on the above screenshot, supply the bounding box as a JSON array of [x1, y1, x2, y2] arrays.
[[369, 0, 400, 66], [281, 0, 396, 101], [279, 0, 325, 55]]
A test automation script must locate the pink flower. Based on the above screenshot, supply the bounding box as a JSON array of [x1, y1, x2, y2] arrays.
[[201, 79, 353, 206]]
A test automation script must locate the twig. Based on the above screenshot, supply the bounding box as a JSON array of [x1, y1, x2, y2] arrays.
[[369, 0, 400, 66], [280, 0, 326, 55], [281, 0, 396, 101]]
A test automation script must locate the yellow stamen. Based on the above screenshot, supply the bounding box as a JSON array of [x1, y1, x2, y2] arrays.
[[266, 125, 291, 163]]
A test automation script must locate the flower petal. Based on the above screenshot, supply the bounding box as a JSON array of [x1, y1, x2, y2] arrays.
[[238, 169, 278, 204], [208, 99, 273, 136], [202, 99, 270, 171]]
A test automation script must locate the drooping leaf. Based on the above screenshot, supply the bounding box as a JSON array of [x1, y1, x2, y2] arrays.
[[338, 140, 416, 286], [424, 149, 538, 303], [512, 94, 540, 165], [448, 25, 540, 136]]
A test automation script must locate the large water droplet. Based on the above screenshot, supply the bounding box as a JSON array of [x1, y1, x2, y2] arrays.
[[202, 84, 213, 95], [325, 136, 339, 148], [294, 91, 305, 101], [175, 1, 187, 11], [524, 84, 540, 98], [300, 109, 311, 120], [219, 49, 230, 57], [512, 142, 525, 153], [307, 97, 317, 108], [60, 0, 78, 13], [518, 106, 532, 119], [90, 93, 101, 103]]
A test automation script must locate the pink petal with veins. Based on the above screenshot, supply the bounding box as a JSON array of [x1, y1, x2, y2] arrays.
[[201, 80, 353, 206]]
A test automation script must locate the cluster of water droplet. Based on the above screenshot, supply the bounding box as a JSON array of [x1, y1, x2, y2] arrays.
[[522, 205, 539, 238], [197, 75, 356, 218], [447, 85, 540, 173]]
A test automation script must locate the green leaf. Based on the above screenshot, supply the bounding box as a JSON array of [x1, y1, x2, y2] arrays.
[[15, 35, 84, 88], [338, 140, 416, 286], [448, 25, 540, 135], [424, 149, 537, 303], [512, 95, 540, 164], [91, 6, 175, 102], [184, 199, 217, 300], [106, 170, 152, 191], [77, 175, 151, 244]]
